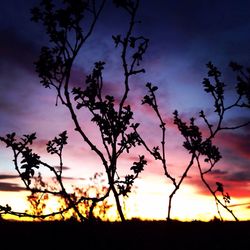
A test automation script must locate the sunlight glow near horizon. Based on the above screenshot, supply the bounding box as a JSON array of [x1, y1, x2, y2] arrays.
[[1, 116, 250, 222], [1, 177, 249, 222]]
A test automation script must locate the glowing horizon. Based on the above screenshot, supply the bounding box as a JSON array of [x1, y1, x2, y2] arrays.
[[1, 171, 250, 222]]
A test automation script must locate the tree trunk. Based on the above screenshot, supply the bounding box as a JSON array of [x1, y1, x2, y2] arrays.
[[111, 185, 125, 222]]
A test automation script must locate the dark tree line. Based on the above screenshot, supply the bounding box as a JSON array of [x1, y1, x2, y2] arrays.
[[1, 0, 249, 222]]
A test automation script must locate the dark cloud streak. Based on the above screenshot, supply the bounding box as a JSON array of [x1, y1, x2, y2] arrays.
[[0, 174, 19, 180], [0, 182, 25, 192], [0, 31, 39, 75], [226, 171, 250, 182]]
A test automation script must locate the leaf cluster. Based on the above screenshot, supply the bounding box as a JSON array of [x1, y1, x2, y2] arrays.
[[47, 130, 68, 155], [141, 82, 158, 108], [229, 61, 250, 107], [72, 61, 140, 151], [203, 62, 225, 114], [117, 155, 147, 197], [31, 0, 88, 88], [215, 182, 231, 205], [31, 0, 86, 41], [0, 133, 40, 185], [173, 111, 221, 164]]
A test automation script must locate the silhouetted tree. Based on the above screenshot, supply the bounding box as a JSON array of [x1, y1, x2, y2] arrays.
[[0, 0, 148, 222], [134, 61, 250, 221]]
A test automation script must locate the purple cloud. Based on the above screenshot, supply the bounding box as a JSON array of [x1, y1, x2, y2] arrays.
[[0, 31, 38, 75], [0, 182, 25, 192], [226, 171, 250, 182], [0, 174, 19, 180], [54, 166, 71, 171]]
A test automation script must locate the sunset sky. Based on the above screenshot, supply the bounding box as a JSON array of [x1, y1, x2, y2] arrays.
[[0, 0, 250, 222]]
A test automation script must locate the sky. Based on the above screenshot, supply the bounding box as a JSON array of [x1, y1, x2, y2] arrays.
[[0, 0, 250, 221]]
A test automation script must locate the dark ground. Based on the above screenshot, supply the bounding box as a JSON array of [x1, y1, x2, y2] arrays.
[[0, 219, 249, 249]]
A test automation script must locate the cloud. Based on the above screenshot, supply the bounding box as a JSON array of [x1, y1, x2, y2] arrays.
[[228, 201, 250, 208], [226, 171, 250, 182], [62, 176, 86, 181], [0, 31, 46, 134], [0, 173, 25, 192], [223, 131, 250, 157], [0, 182, 25, 192], [185, 169, 250, 199], [0, 30, 38, 75], [122, 154, 153, 164], [210, 169, 228, 176], [0, 174, 19, 180], [54, 166, 71, 171]]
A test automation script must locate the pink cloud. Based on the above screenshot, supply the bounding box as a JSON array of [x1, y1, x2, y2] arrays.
[[184, 169, 250, 199], [216, 131, 250, 160]]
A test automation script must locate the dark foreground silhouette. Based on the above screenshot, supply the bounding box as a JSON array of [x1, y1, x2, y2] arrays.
[[0, 219, 249, 249]]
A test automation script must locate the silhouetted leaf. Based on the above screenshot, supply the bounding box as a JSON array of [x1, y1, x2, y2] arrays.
[[131, 155, 147, 174], [216, 182, 224, 193]]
